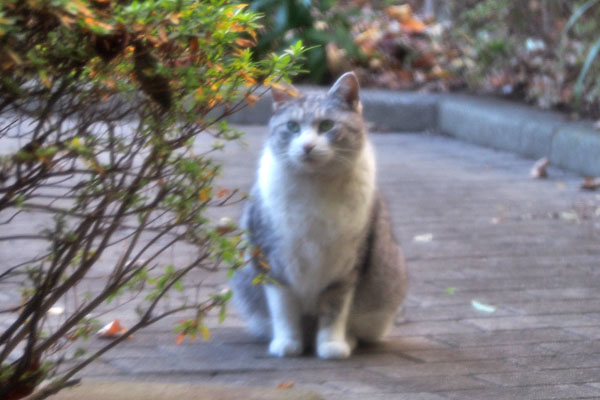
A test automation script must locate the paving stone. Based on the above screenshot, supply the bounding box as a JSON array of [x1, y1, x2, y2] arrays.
[[565, 327, 600, 340], [443, 384, 600, 400], [399, 343, 555, 363], [404, 303, 517, 322], [431, 328, 584, 347], [475, 367, 600, 387], [324, 392, 447, 400], [540, 340, 600, 355], [391, 320, 482, 336], [503, 299, 600, 316], [510, 353, 600, 370], [368, 359, 519, 379], [462, 315, 600, 331]]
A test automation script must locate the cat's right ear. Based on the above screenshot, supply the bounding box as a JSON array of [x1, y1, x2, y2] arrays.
[[271, 83, 300, 111]]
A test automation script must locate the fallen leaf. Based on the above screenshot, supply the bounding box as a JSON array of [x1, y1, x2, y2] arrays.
[[530, 157, 550, 178], [413, 233, 433, 243], [97, 319, 128, 338], [445, 287, 456, 295], [581, 177, 600, 191], [386, 4, 426, 33], [471, 300, 496, 313], [276, 381, 295, 389], [559, 211, 578, 222], [386, 4, 412, 22], [325, 42, 350, 76]]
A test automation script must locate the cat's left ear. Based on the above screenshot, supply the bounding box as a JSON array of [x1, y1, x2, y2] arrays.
[[327, 72, 361, 112]]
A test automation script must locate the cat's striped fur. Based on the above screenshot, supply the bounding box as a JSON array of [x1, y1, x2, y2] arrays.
[[232, 72, 407, 359]]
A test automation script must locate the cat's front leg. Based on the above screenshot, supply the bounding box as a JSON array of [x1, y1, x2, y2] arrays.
[[264, 284, 303, 357], [316, 284, 355, 360]]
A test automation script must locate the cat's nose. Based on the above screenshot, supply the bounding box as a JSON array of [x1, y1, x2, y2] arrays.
[[303, 143, 315, 154]]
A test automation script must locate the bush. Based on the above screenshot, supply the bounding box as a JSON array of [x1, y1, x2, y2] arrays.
[[0, 0, 304, 398], [249, 0, 360, 83]]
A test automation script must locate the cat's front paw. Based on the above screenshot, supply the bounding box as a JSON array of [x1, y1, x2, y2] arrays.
[[317, 340, 351, 360], [269, 338, 303, 357]]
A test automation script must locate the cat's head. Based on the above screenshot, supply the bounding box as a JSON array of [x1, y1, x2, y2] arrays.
[[267, 72, 366, 174]]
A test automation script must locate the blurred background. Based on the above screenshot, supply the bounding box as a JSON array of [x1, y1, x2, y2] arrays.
[[249, 0, 600, 118]]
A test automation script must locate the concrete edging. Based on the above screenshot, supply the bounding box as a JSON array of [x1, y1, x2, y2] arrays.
[[230, 88, 600, 177], [437, 94, 600, 178]]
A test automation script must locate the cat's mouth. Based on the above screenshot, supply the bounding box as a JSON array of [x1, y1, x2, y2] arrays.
[[299, 152, 327, 166]]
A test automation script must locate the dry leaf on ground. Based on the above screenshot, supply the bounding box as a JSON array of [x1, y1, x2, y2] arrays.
[[581, 177, 600, 191], [276, 381, 295, 389], [413, 233, 433, 243], [530, 157, 550, 178], [471, 300, 496, 313]]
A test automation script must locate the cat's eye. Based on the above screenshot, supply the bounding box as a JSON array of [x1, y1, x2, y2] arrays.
[[318, 119, 335, 133], [287, 121, 300, 133]]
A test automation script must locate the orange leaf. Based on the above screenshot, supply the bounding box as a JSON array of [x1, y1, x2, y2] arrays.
[[168, 13, 180, 25], [71, 0, 94, 17], [176, 332, 185, 345], [259, 260, 271, 270], [270, 82, 299, 98], [84, 16, 114, 32], [216, 188, 230, 198], [235, 38, 255, 48], [401, 17, 426, 34], [233, 3, 248, 9], [240, 72, 257, 86], [276, 381, 295, 389], [97, 319, 128, 338], [199, 187, 210, 202], [58, 14, 76, 28], [200, 325, 211, 341], [246, 94, 260, 106]]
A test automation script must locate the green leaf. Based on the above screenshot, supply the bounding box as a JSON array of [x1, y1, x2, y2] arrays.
[[173, 279, 183, 292], [562, 0, 599, 40], [218, 303, 227, 323], [575, 36, 600, 105]]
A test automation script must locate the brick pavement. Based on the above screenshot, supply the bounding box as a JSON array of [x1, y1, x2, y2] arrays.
[[4, 126, 600, 399]]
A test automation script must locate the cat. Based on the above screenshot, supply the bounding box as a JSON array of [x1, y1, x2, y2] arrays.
[[231, 72, 407, 359]]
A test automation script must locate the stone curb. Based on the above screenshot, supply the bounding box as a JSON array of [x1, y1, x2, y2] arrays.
[[49, 381, 324, 400], [230, 87, 600, 177], [437, 94, 600, 178]]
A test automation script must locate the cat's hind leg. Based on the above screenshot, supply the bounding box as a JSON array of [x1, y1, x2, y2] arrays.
[[231, 264, 271, 340], [349, 310, 396, 343], [349, 194, 407, 343]]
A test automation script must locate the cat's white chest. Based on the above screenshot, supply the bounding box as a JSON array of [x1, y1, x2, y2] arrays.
[[258, 147, 375, 309]]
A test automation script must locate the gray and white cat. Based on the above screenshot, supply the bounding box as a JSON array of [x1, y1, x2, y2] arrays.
[[232, 72, 406, 359]]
